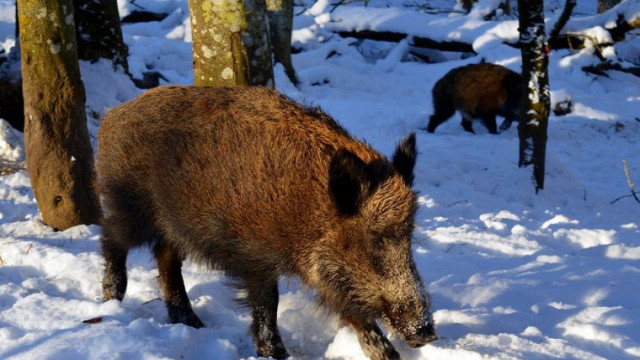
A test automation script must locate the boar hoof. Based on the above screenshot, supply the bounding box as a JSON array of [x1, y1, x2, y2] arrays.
[[256, 343, 289, 359], [167, 306, 205, 329]]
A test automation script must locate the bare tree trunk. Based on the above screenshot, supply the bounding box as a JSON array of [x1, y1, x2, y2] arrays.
[[188, 0, 274, 87], [266, 0, 297, 84], [598, 0, 622, 13], [517, 0, 550, 192], [74, 0, 129, 73], [18, 0, 100, 230]]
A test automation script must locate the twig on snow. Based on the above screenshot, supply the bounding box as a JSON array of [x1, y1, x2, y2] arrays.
[[623, 159, 640, 204], [610, 159, 640, 205]]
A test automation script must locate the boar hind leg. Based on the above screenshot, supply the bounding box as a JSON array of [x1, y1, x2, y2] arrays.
[[347, 318, 400, 360], [426, 95, 455, 133], [460, 114, 476, 134], [499, 116, 515, 132], [154, 243, 204, 328], [499, 119, 512, 132], [482, 115, 499, 134], [246, 278, 289, 359], [101, 184, 157, 302], [101, 231, 129, 302]]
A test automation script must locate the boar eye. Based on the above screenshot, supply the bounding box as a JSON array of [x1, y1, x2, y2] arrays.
[[374, 237, 384, 250]]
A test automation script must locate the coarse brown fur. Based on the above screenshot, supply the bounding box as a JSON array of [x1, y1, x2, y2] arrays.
[[427, 62, 522, 134], [96, 86, 436, 360]]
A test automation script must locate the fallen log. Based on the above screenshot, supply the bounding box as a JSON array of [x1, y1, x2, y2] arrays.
[[336, 30, 475, 54]]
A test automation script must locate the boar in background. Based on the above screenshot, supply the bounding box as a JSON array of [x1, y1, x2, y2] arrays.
[[427, 62, 522, 134]]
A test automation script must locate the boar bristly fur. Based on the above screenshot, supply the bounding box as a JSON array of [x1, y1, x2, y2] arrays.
[[96, 86, 436, 360], [427, 63, 522, 134]]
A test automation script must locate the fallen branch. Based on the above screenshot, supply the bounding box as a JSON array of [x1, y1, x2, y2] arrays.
[[330, 0, 367, 13], [610, 159, 640, 205], [623, 159, 640, 204], [337, 30, 475, 54], [549, 3, 640, 50], [582, 61, 640, 78], [331, 1, 639, 56]]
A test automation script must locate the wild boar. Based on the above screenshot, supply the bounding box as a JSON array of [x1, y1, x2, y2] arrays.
[[96, 86, 437, 360], [426, 62, 522, 134]]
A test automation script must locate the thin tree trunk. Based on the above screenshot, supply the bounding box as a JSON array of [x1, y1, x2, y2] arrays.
[[18, 0, 100, 229], [549, 0, 577, 39], [74, 0, 129, 73], [517, 0, 550, 192], [266, 0, 297, 84], [188, 0, 274, 87]]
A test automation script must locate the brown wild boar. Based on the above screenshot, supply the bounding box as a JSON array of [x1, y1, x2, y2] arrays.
[[426, 62, 522, 134], [96, 86, 437, 360]]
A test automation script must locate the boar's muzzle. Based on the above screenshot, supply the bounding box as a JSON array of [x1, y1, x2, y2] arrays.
[[382, 296, 438, 348], [404, 322, 438, 347]]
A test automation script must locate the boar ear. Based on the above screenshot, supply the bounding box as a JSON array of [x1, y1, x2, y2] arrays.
[[392, 133, 417, 186], [329, 149, 369, 215]]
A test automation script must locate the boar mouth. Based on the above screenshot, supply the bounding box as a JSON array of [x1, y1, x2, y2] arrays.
[[382, 303, 438, 347], [402, 322, 438, 347]]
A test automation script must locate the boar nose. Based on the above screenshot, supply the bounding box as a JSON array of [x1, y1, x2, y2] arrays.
[[406, 322, 438, 348]]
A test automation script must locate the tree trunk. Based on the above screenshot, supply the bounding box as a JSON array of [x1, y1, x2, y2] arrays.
[[598, 0, 622, 13], [74, 0, 129, 73], [266, 0, 297, 84], [18, 0, 100, 230], [517, 0, 550, 192], [549, 0, 577, 39], [188, 0, 274, 87]]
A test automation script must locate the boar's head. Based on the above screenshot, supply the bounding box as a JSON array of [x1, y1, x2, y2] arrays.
[[313, 133, 436, 348]]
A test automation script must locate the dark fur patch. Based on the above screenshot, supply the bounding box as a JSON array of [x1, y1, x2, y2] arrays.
[[392, 133, 417, 186], [329, 149, 370, 215]]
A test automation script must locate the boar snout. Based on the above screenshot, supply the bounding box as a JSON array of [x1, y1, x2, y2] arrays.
[[383, 297, 437, 348], [404, 322, 438, 347]]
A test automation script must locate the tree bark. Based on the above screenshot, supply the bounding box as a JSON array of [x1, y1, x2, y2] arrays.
[[188, 0, 274, 87], [266, 0, 297, 84], [74, 0, 129, 73], [18, 0, 100, 229], [517, 0, 550, 192]]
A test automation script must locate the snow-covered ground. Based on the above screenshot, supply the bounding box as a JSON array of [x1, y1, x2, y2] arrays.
[[1, 0, 640, 359]]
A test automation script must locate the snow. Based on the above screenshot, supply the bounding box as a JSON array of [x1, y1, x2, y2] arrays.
[[1, 0, 640, 359]]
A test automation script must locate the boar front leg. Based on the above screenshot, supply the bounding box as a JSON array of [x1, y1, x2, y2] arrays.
[[154, 243, 204, 328], [347, 317, 400, 360], [460, 113, 476, 134], [246, 277, 289, 359]]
